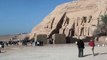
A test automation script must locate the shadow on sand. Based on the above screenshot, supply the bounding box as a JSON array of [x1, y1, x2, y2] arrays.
[[94, 53, 99, 56], [84, 52, 107, 57], [84, 54, 92, 57], [94, 52, 107, 56], [100, 52, 107, 55]]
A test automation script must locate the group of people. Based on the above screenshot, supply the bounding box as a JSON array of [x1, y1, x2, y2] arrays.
[[0, 38, 45, 53], [0, 37, 95, 56], [77, 38, 95, 57], [0, 38, 33, 53]]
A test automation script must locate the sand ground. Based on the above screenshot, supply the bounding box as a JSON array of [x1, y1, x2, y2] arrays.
[[0, 44, 107, 60]]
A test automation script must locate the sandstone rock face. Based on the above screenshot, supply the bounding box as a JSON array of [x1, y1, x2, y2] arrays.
[[30, 0, 107, 39], [52, 34, 66, 44], [35, 34, 47, 44]]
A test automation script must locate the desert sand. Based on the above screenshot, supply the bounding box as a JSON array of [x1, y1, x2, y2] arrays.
[[0, 44, 107, 60]]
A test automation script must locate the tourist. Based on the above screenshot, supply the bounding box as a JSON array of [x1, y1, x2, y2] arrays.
[[0, 44, 2, 53], [88, 39, 95, 56], [77, 39, 85, 57]]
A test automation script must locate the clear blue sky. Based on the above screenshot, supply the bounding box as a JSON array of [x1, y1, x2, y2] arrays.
[[0, 0, 71, 35]]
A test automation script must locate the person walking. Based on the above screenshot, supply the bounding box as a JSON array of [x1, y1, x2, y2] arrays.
[[89, 39, 95, 56], [0, 44, 2, 53], [77, 39, 85, 57]]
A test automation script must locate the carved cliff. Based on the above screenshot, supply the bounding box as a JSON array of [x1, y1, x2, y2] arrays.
[[30, 0, 107, 39]]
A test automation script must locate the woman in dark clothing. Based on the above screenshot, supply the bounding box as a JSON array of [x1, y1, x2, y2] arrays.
[[77, 40, 85, 57]]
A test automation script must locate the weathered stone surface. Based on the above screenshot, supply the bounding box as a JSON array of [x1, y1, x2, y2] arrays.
[[52, 34, 66, 44], [35, 34, 47, 44], [30, 0, 107, 39]]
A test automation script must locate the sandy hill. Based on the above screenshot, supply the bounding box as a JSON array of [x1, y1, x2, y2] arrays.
[[0, 33, 28, 41]]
